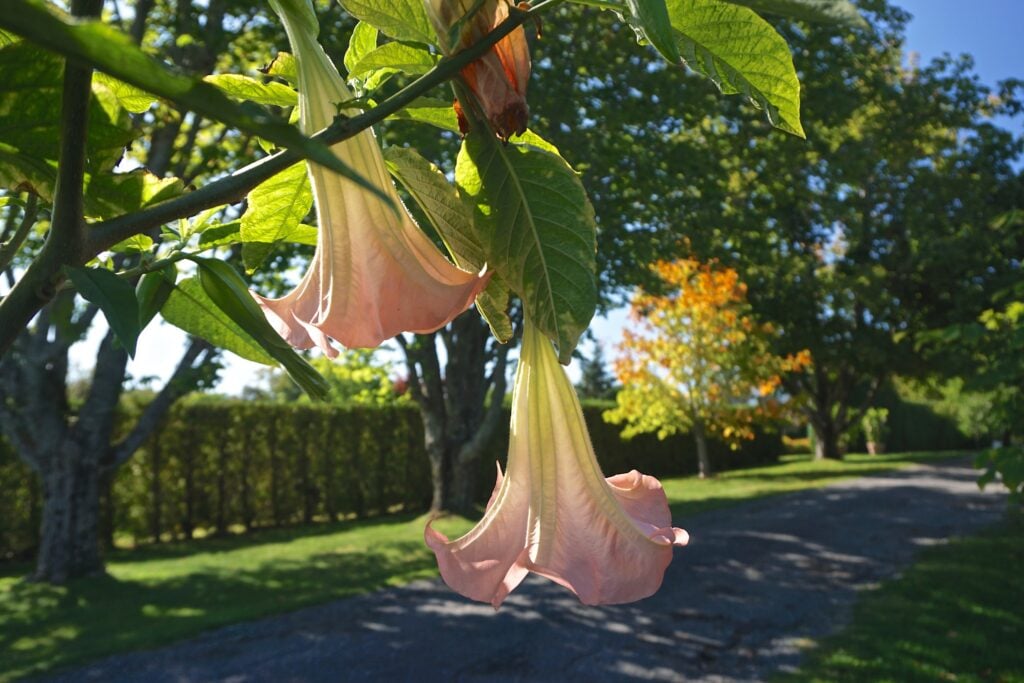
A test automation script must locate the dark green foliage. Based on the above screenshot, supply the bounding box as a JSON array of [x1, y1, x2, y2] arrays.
[[0, 443, 36, 562], [845, 383, 982, 454], [0, 383, 980, 560], [0, 396, 781, 560]]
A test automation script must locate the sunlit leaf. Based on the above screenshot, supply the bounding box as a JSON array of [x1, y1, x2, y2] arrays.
[[457, 131, 597, 362], [666, 0, 804, 137]]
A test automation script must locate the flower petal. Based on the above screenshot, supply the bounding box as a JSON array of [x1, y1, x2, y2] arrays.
[[259, 0, 488, 352], [425, 461, 532, 608], [524, 333, 688, 605], [426, 323, 687, 607]]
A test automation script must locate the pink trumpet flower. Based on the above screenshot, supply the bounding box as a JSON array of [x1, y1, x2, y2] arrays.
[[259, 0, 488, 354], [426, 323, 689, 607], [423, 0, 532, 141]]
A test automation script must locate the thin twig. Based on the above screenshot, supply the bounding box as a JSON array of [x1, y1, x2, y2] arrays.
[[0, 194, 39, 274]]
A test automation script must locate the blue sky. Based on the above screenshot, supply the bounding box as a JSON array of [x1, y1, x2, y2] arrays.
[[73, 1, 1024, 393], [897, 0, 1022, 89], [896, 0, 1023, 133]]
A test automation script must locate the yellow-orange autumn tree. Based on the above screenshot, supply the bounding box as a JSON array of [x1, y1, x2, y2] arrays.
[[605, 259, 809, 478]]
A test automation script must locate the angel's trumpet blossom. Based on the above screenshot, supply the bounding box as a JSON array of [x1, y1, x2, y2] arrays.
[[424, 0, 532, 141], [259, 0, 488, 354], [426, 323, 689, 607]]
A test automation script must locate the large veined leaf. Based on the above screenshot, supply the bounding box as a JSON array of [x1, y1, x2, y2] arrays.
[[239, 162, 313, 271], [337, 0, 436, 47], [93, 72, 158, 113], [624, 0, 681, 65], [384, 146, 513, 342], [724, 0, 867, 28], [666, 0, 804, 137], [161, 277, 276, 365], [0, 0, 387, 202], [457, 131, 597, 363]]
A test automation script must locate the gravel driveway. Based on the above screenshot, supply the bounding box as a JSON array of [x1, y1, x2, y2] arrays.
[[42, 457, 1005, 683]]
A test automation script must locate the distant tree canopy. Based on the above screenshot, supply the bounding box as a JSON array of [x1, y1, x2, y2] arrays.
[[244, 350, 408, 405], [532, 1, 1023, 458], [575, 342, 618, 401], [605, 259, 809, 477]]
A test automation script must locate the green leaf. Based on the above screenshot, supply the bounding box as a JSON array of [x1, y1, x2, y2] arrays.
[[109, 234, 155, 253], [348, 41, 438, 78], [93, 72, 158, 113], [83, 170, 184, 219], [0, 143, 57, 201], [264, 52, 298, 86], [161, 277, 276, 365], [388, 97, 460, 131], [0, 0, 389, 202], [337, 0, 436, 46], [191, 258, 329, 399], [724, 0, 867, 28], [457, 131, 597, 363], [204, 74, 298, 107], [624, 0, 682, 65], [197, 221, 244, 250], [344, 22, 379, 76], [136, 266, 176, 330], [514, 130, 562, 156], [383, 146, 513, 341], [65, 265, 141, 357], [0, 42, 133, 180], [665, 0, 804, 137], [239, 162, 313, 272], [199, 220, 317, 253]]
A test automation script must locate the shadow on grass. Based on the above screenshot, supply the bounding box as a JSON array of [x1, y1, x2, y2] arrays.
[[781, 515, 1024, 682], [1, 540, 437, 681], [0, 450, 975, 682]]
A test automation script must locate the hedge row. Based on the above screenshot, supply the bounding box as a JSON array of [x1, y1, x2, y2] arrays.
[[0, 397, 781, 561]]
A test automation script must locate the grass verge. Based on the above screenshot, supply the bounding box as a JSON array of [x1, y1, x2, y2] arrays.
[[0, 450, 965, 681], [784, 513, 1023, 682]]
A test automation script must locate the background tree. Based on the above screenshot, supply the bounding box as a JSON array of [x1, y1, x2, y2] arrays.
[[0, 0, 357, 583], [576, 341, 618, 401], [533, 1, 1022, 460], [605, 259, 807, 477]]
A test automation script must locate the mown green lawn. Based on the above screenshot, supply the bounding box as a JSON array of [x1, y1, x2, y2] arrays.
[[0, 450, 966, 681], [785, 514, 1024, 683]]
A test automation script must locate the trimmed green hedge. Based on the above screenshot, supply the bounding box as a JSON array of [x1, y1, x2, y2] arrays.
[[0, 397, 781, 560]]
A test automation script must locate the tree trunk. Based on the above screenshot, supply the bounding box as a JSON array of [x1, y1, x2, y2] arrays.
[[450, 442, 487, 515], [424, 434, 451, 514], [811, 418, 843, 460], [693, 419, 712, 478], [33, 442, 104, 583], [149, 439, 162, 542]]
